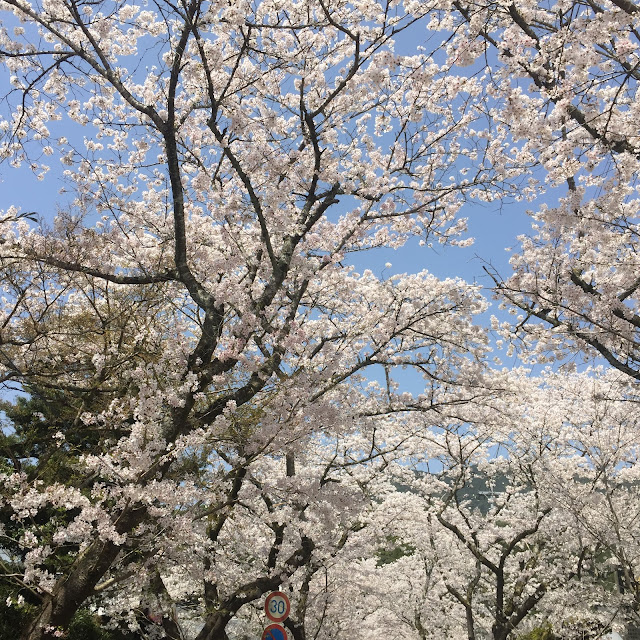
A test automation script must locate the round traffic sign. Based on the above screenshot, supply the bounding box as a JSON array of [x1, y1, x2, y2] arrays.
[[264, 591, 290, 623], [262, 623, 288, 640]]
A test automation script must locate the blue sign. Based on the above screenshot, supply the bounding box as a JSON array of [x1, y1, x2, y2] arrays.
[[262, 623, 288, 640]]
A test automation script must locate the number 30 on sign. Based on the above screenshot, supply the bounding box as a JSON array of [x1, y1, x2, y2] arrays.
[[264, 591, 290, 623]]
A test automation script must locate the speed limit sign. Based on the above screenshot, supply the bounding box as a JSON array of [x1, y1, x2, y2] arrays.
[[264, 591, 290, 623]]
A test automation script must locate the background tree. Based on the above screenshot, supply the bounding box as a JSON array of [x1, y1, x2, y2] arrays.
[[310, 368, 638, 640]]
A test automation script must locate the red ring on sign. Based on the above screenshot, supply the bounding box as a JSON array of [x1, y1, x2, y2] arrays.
[[262, 623, 288, 640], [264, 591, 291, 623]]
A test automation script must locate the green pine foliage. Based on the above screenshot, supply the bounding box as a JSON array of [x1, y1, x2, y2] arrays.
[[0, 386, 116, 637]]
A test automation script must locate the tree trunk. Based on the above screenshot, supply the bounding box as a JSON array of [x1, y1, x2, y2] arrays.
[[21, 506, 147, 640]]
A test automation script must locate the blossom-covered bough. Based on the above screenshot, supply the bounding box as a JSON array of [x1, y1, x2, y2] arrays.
[[450, 0, 640, 378], [0, 1, 508, 638]]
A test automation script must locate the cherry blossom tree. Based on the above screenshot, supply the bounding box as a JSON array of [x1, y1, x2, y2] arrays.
[[0, 0, 515, 637], [533, 368, 640, 630], [446, 0, 640, 378], [309, 368, 639, 640], [380, 374, 575, 640]]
